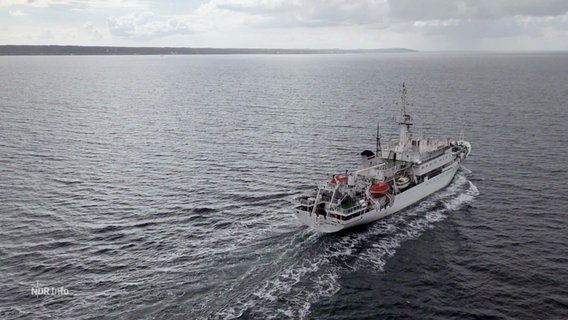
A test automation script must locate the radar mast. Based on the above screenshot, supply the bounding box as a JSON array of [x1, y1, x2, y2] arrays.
[[398, 83, 413, 145]]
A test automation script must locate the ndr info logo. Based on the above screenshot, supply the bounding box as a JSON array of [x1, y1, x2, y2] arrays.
[[31, 281, 69, 297]]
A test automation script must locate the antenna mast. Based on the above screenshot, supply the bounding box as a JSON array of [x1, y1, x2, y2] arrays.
[[376, 123, 382, 156], [398, 82, 413, 144], [401, 82, 408, 118]]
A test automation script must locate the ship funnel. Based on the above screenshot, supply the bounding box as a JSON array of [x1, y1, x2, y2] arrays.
[[360, 150, 377, 168]]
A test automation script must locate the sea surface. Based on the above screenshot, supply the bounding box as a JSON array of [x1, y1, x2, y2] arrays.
[[0, 52, 567, 320]]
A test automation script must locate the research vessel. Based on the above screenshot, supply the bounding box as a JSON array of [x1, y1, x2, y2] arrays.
[[294, 84, 471, 233]]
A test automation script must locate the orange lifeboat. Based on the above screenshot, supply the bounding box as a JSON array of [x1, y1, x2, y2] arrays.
[[329, 175, 348, 185], [369, 182, 389, 197]]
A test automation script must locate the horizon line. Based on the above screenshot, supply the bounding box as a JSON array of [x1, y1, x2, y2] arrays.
[[1, 45, 566, 55]]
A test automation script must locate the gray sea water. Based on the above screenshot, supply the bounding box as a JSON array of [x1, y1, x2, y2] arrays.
[[1, 52, 567, 319]]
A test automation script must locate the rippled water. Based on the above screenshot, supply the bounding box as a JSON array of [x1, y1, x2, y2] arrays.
[[1, 53, 567, 319]]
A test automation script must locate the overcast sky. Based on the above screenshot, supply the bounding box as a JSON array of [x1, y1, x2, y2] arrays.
[[1, 0, 567, 51]]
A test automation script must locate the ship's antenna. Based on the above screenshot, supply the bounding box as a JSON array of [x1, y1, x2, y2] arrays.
[[399, 82, 411, 125], [401, 82, 408, 118], [398, 82, 413, 144], [376, 123, 382, 156]]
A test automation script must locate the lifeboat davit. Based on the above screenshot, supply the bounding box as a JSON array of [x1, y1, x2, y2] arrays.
[[369, 182, 389, 197], [330, 175, 348, 185]]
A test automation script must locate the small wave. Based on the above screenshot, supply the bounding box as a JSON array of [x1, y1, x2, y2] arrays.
[[93, 225, 123, 233], [221, 191, 296, 207], [191, 207, 217, 214], [50, 177, 83, 185], [459, 165, 473, 174]]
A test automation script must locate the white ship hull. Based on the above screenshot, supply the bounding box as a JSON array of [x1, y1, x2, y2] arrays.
[[295, 161, 460, 233]]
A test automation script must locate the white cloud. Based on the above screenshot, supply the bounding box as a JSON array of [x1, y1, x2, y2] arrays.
[[39, 29, 54, 39], [8, 9, 27, 16], [209, 0, 390, 28], [78, 0, 149, 9], [413, 19, 459, 28], [0, 0, 148, 9], [387, 0, 568, 21], [84, 22, 103, 40], [213, 0, 293, 14], [107, 12, 193, 40], [0, 0, 65, 8]]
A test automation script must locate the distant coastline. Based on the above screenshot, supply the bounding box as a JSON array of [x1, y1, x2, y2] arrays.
[[0, 45, 417, 56]]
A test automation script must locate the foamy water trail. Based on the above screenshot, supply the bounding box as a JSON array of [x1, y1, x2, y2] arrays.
[[356, 174, 479, 270], [214, 226, 341, 319], [215, 173, 478, 319]]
